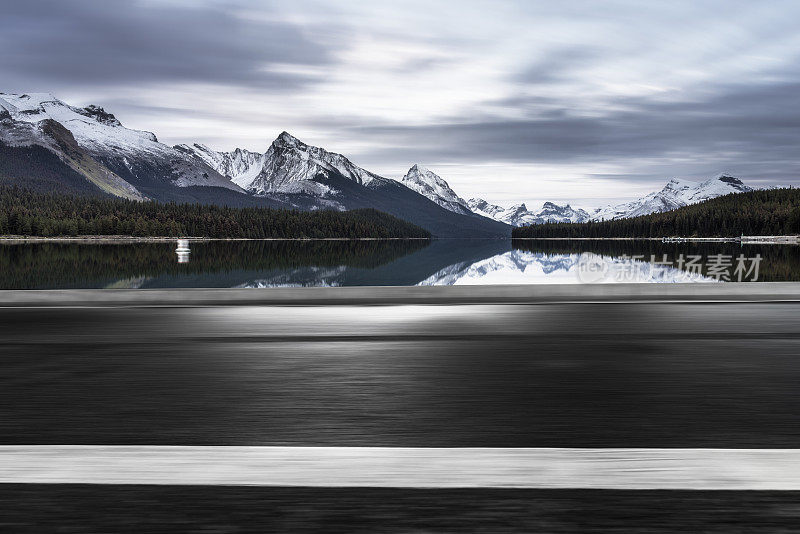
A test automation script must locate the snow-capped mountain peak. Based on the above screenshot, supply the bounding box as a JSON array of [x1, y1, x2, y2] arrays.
[[0, 92, 158, 145], [691, 174, 751, 201], [589, 174, 753, 221], [535, 202, 590, 224], [467, 198, 590, 226], [243, 132, 388, 196], [401, 164, 472, 215], [468, 199, 532, 226], [504, 203, 530, 219], [273, 130, 302, 148], [0, 92, 243, 193]]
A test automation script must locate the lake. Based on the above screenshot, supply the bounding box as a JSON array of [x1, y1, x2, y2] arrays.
[[1, 238, 798, 289]]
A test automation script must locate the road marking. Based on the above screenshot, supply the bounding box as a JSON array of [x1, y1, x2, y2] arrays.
[[2, 447, 800, 489]]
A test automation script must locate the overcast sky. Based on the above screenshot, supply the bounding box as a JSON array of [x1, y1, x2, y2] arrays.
[[3, 0, 799, 207]]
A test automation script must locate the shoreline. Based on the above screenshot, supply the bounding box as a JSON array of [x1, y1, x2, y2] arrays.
[[0, 236, 435, 243]]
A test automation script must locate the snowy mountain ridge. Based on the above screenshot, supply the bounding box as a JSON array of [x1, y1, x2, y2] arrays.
[[0, 92, 244, 194], [468, 198, 590, 226], [175, 143, 265, 188], [401, 164, 472, 215], [246, 131, 392, 197], [174, 131, 510, 236], [0, 92, 763, 237], [469, 174, 755, 227], [589, 174, 753, 221]]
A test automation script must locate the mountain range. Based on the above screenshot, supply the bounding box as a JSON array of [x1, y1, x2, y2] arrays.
[[468, 199, 591, 226], [465, 175, 752, 225], [0, 92, 757, 236], [0, 93, 508, 237]]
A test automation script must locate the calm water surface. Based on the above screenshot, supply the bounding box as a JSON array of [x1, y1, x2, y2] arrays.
[[1, 239, 798, 289]]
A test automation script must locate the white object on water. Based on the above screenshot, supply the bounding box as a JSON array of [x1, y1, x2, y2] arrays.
[[175, 239, 190, 263]]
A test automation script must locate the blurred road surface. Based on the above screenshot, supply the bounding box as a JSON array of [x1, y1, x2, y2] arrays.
[[2, 285, 800, 531]]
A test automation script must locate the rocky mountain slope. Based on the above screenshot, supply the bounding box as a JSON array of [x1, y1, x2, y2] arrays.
[[0, 93, 245, 203]]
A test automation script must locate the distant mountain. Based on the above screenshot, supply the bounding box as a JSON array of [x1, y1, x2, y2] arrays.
[[590, 175, 753, 221], [180, 132, 509, 236], [400, 164, 472, 215], [468, 198, 590, 226], [472, 175, 754, 227], [534, 202, 591, 224], [251, 133, 511, 236], [9, 92, 759, 238], [248, 132, 392, 197], [1, 95, 145, 200], [0, 93, 247, 204], [176, 133, 511, 237], [513, 188, 800, 239], [468, 199, 534, 226], [175, 143, 264, 189]]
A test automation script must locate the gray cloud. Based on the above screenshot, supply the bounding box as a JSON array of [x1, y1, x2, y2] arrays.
[[515, 47, 604, 85], [0, 0, 334, 91], [347, 80, 800, 185]]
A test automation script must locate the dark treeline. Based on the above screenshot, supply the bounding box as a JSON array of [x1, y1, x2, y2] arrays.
[[0, 240, 430, 289], [512, 238, 800, 282], [0, 185, 431, 239], [513, 188, 800, 238]]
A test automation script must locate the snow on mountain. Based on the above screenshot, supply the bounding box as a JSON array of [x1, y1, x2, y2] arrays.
[[243, 132, 390, 197], [533, 202, 591, 224], [0, 92, 243, 193], [1, 93, 160, 152], [467, 198, 589, 226], [173, 131, 510, 237], [468, 199, 532, 226], [469, 174, 752, 228], [179, 133, 392, 197], [400, 165, 472, 215], [590, 174, 753, 221], [176, 143, 264, 188], [467, 198, 501, 219], [0, 94, 146, 200]]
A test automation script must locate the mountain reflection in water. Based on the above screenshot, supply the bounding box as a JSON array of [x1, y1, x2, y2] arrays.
[[0, 238, 798, 289], [418, 249, 714, 285]]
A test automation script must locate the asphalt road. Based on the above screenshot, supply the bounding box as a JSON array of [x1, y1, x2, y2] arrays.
[[2, 285, 800, 531], [2, 289, 800, 447], [2, 486, 800, 533]]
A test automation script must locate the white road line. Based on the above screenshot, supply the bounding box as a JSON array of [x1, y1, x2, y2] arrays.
[[2, 447, 800, 489]]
